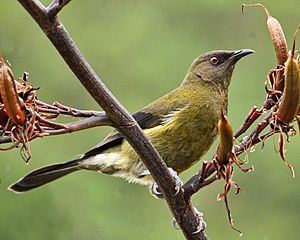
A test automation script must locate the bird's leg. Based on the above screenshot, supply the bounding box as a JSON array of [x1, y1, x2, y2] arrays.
[[138, 169, 164, 198], [167, 167, 183, 195], [172, 207, 207, 232], [140, 167, 183, 198]]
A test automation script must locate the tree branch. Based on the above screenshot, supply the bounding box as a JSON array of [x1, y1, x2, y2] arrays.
[[0, 113, 112, 143], [45, 114, 113, 135], [17, 1, 208, 239], [47, 0, 72, 18]]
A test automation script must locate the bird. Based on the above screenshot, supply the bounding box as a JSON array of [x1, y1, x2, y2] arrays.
[[9, 49, 254, 193]]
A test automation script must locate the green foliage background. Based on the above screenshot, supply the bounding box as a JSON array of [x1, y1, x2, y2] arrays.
[[0, 1, 299, 239]]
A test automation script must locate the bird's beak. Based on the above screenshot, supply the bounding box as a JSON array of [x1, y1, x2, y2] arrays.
[[230, 49, 255, 61]]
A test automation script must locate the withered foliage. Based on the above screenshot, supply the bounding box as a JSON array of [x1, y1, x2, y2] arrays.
[[207, 110, 253, 233], [0, 57, 100, 162], [0, 58, 40, 161], [235, 3, 300, 176]]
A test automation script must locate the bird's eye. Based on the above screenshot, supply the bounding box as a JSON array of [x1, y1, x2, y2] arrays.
[[209, 56, 219, 65]]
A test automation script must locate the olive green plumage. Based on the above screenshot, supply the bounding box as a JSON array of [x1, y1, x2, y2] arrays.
[[122, 82, 225, 174], [9, 49, 254, 193]]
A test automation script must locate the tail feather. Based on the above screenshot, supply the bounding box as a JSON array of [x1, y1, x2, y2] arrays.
[[9, 159, 80, 193]]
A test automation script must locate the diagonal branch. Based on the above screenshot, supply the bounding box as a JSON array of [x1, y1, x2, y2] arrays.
[[17, 1, 208, 239]]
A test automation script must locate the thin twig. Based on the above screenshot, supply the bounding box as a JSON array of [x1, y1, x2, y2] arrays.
[[45, 114, 113, 135], [234, 96, 276, 139], [184, 173, 218, 200], [0, 136, 11, 144], [47, 0, 72, 18], [0, 107, 112, 143]]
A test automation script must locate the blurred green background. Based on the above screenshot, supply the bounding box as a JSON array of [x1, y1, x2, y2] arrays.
[[0, 0, 299, 239]]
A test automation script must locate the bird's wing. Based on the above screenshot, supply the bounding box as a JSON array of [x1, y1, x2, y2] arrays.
[[83, 89, 188, 159]]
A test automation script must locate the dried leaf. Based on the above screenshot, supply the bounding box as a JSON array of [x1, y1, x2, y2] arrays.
[[278, 132, 295, 177]]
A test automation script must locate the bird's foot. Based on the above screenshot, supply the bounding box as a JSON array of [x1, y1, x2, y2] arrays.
[[192, 208, 207, 234], [167, 167, 183, 195], [172, 207, 207, 233], [150, 182, 164, 199], [144, 167, 182, 198], [139, 170, 164, 199]]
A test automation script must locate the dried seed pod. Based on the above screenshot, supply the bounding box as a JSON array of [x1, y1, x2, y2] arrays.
[[296, 116, 300, 131], [216, 111, 234, 165], [298, 55, 300, 115], [277, 27, 300, 124], [242, 3, 288, 66], [0, 108, 9, 128], [0, 58, 26, 125]]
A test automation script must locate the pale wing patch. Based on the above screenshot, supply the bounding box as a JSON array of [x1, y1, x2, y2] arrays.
[[160, 105, 189, 126]]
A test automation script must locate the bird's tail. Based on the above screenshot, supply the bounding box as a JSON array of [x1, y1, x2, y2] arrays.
[[8, 159, 81, 193]]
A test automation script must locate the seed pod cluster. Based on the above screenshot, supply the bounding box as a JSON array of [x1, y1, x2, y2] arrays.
[[216, 111, 234, 165], [0, 58, 26, 125]]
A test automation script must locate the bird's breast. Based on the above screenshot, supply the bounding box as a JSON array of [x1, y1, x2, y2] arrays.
[[148, 96, 224, 172]]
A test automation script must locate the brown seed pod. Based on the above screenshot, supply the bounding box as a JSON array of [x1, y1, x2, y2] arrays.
[[242, 3, 288, 66], [0, 57, 26, 125], [277, 27, 300, 124], [298, 55, 300, 115], [0, 108, 9, 128], [216, 111, 234, 165]]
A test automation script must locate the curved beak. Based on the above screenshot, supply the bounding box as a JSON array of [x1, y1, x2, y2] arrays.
[[230, 49, 255, 61]]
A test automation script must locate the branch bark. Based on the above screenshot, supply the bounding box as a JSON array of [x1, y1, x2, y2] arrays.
[[47, 0, 71, 18], [16, 1, 208, 239]]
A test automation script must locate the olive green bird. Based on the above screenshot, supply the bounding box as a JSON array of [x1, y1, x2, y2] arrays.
[[9, 49, 254, 193]]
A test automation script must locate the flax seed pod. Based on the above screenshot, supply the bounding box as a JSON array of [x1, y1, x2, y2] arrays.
[[277, 29, 300, 124], [242, 4, 288, 66], [216, 111, 234, 165], [0, 58, 26, 125]]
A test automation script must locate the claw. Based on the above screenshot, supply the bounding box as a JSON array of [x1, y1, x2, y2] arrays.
[[192, 207, 207, 234], [140, 170, 165, 198], [167, 167, 183, 195], [172, 208, 207, 233], [150, 182, 164, 199], [144, 167, 182, 197]]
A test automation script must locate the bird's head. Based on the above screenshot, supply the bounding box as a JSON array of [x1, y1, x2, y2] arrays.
[[183, 49, 254, 89]]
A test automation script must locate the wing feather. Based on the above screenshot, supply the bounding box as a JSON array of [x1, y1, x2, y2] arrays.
[[83, 89, 188, 158]]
